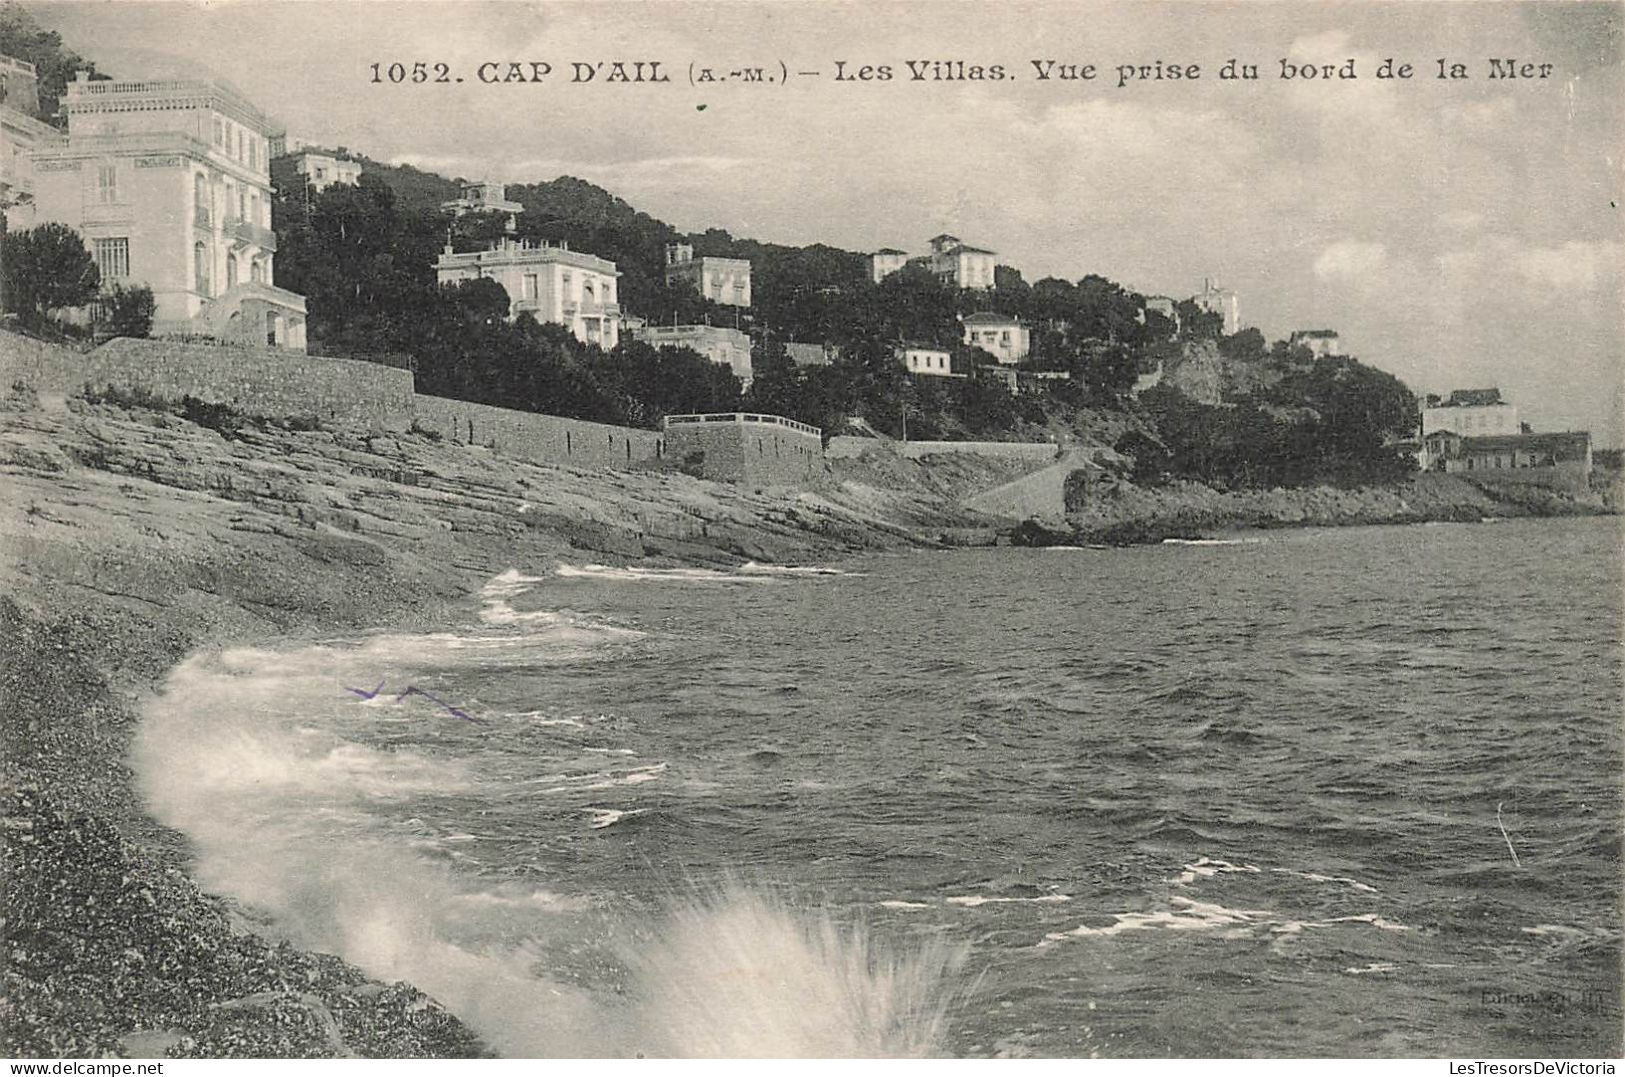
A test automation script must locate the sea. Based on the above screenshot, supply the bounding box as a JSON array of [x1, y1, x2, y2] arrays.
[[133, 515, 1624, 1058]]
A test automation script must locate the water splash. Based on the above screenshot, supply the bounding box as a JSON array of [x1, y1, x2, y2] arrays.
[[132, 578, 964, 1058]]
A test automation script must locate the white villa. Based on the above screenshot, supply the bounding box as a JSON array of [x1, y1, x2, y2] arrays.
[[897, 343, 958, 377], [21, 71, 307, 349], [1192, 278, 1240, 335], [962, 312, 1031, 365], [289, 150, 362, 192], [664, 242, 751, 307], [632, 323, 753, 386], [434, 237, 621, 349], [871, 234, 998, 290]]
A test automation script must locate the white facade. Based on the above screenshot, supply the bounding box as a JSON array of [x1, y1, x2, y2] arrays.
[[873, 235, 998, 289], [291, 151, 362, 191], [925, 234, 997, 290], [870, 248, 909, 284], [897, 344, 957, 377], [1192, 277, 1240, 335], [1422, 390, 1520, 438], [0, 54, 59, 213], [442, 180, 522, 219], [962, 313, 1030, 365], [665, 242, 752, 307], [435, 237, 621, 349], [23, 72, 306, 349], [632, 323, 752, 387]]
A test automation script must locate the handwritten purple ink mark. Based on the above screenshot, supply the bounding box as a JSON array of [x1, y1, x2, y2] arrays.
[[344, 682, 482, 724]]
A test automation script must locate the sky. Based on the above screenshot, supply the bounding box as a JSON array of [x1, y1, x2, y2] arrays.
[[32, 1, 1625, 443]]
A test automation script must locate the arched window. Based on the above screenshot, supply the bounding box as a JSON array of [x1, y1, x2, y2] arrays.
[[194, 241, 210, 294], [226, 254, 238, 288], [193, 173, 209, 224], [250, 258, 264, 284]]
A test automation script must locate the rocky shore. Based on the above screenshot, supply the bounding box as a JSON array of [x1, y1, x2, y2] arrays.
[[1010, 469, 1622, 546], [4, 380, 1617, 1057], [0, 388, 970, 1058]]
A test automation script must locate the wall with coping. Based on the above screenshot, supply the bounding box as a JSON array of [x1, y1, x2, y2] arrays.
[[665, 416, 824, 487], [0, 335, 416, 432], [409, 395, 665, 469], [826, 435, 1058, 462]]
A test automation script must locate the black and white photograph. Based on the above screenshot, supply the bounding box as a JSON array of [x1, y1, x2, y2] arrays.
[[1, 0, 1620, 1063]]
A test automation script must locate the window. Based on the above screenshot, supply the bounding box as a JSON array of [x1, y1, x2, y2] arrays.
[[314, 167, 326, 182], [250, 258, 264, 284], [213, 118, 224, 147], [604, 282, 614, 303], [97, 165, 118, 204], [194, 241, 210, 295], [94, 238, 129, 280], [522, 274, 538, 300], [237, 130, 244, 160], [248, 139, 257, 169], [227, 253, 238, 288]]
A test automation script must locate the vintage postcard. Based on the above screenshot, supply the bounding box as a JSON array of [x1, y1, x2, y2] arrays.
[[1, 0, 1620, 1064]]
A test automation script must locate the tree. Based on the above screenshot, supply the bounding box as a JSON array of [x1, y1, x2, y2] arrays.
[[1, 223, 100, 325], [100, 283, 156, 338]]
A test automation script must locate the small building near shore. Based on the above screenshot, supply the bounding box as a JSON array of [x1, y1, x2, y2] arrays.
[[1422, 387, 1520, 438], [663, 411, 823, 488], [1421, 429, 1593, 491]]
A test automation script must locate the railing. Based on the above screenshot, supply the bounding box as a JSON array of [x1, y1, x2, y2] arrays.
[[664, 412, 822, 438]]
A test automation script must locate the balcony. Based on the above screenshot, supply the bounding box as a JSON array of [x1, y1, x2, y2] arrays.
[[223, 216, 277, 252]]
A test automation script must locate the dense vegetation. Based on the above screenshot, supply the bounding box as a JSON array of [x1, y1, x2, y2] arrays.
[[269, 160, 1417, 484], [0, 2, 105, 126], [0, 0, 1421, 487]]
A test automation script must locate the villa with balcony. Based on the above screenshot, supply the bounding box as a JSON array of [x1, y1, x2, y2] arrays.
[[434, 237, 622, 349], [22, 71, 306, 349]]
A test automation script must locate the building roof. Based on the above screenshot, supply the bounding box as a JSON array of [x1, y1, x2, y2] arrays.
[[928, 233, 960, 243], [1444, 388, 1504, 407], [873, 247, 908, 256], [945, 244, 997, 256], [897, 340, 950, 352], [1458, 431, 1590, 457], [963, 312, 1022, 326], [1291, 329, 1339, 339]]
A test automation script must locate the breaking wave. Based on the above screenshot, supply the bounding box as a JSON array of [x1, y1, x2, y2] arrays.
[[132, 568, 963, 1057]]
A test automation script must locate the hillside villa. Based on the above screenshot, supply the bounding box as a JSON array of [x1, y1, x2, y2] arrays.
[[434, 237, 621, 349], [962, 312, 1031, 364], [664, 242, 752, 307], [631, 323, 753, 387]]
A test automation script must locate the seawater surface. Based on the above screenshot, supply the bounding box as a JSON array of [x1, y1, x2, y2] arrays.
[[134, 516, 1624, 1057]]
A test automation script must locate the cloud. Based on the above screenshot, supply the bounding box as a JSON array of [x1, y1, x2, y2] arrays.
[[1313, 240, 1389, 282], [1511, 240, 1624, 293]]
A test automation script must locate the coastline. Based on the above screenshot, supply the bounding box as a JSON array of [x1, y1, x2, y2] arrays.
[[0, 392, 925, 1057], [1015, 470, 1622, 547], [4, 390, 1618, 1057]]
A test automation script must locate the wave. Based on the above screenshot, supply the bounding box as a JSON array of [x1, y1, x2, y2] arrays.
[[737, 561, 863, 577], [1160, 537, 1266, 547], [1040, 896, 1410, 946], [553, 562, 777, 584], [135, 642, 964, 1057]]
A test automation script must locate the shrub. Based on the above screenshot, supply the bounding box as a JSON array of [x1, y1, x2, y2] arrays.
[[99, 283, 157, 339]]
